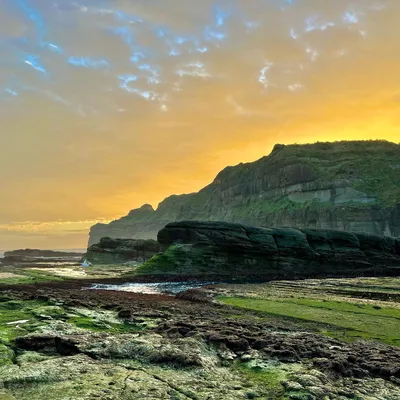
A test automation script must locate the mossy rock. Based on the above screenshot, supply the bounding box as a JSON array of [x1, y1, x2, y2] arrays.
[[0, 301, 24, 311], [32, 306, 68, 320], [284, 391, 316, 400], [0, 390, 16, 400], [15, 351, 54, 365], [0, 344, 14, 365]]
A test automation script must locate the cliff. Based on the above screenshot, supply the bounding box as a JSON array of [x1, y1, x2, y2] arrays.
[[136, 221, 400, 279], [88, 140, 400, 246]]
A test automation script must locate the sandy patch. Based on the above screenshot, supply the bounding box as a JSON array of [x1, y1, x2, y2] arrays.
[[31, 267, 87, 278], [0, 272, 25, 279]]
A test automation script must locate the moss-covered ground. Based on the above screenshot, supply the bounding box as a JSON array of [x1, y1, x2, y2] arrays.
[[0, 299, 148, 356], [220, 296, 400, 346], [0, 300, 50, 346], [0, 276, 399, 399], [0, 269, 65, 285], [217, 277, 400, 347], [0, 263, 139, 286], [233, 361, 297, 399]]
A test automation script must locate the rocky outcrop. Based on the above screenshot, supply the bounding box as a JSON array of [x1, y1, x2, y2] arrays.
[[88, 197, 195, 246], [4, 249, 82, 258], [136, 221, 400, 279], [84, 237, 161, 264], [1, 249, 83, 266], [88, 141, 400, 245]]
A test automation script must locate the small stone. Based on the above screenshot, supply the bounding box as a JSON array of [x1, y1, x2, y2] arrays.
[[337, 388, 355, 397], [252, 339, 268, 349], [117, 310, 131, 319], [240, 354, 253, 362], [282, 381, 304, 391], [166, 327, 181, 338], [308, 386, 326, 397], [307, 369, 330, 384], [178, 327, 191, 336], [294, 374, 322, 387], [226, 337, 249, 352]]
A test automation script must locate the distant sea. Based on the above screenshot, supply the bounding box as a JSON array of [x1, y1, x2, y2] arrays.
[[0, 248, 86, 259]]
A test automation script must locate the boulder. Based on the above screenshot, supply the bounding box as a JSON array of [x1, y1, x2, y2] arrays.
[[175, 289, 213, 303]]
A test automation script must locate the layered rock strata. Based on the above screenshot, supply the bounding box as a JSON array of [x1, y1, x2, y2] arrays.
[[137, 221, 400, 279]]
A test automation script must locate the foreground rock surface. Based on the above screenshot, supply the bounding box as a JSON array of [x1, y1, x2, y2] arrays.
[[0, 282, 399, 400], [138, 221, 400, 279], [89, 141, 400, 245], [84, 237, 161, 264]]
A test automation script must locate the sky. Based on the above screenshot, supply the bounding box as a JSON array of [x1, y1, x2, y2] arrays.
[[0, 0, 400, 249]]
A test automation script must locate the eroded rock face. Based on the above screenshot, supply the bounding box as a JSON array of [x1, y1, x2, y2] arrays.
[[142, 221, 400, 279], [88, 141, 400, 245], [84, 237, 161, 264]]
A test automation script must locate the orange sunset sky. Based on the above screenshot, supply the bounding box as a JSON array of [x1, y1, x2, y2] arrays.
[[0, 0, 400, 249]]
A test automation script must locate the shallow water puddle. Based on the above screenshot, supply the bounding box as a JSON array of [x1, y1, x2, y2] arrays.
[[88, 281, 215, 295]]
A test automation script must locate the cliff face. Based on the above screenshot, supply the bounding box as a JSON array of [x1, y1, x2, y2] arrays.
[[88, 141, 400, 246], [136, 221, 400, 279]]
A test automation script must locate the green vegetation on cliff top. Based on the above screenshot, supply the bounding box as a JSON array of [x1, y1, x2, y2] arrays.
[[215, 140, 400, 207]]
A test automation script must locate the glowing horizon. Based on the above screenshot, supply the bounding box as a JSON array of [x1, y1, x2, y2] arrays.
[[1, 0, 400, 249]]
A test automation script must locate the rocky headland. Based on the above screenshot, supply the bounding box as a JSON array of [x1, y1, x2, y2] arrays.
[[135, 221, 400, 280], [1, 249, 83, 267], [89, 140, 400, 245], [4, 249, 83, 258]]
